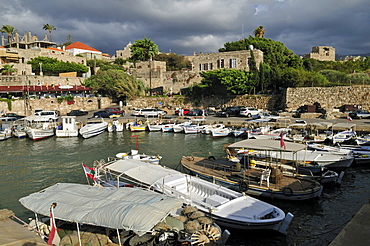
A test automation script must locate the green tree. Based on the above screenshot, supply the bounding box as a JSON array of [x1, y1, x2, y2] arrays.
[[0, 25, 16, 43], [27, 56, 88, 74], [199, 69, 256, 95], [114, 58, 125, 65], [0, 64, 17, 75], [43, 24, 56, 42], [254, 26, 266, 38], [154, 53, 191, 70], [87, 59, 125, 71], [84, 69, 145, 99], [130, 37, 159, 62]]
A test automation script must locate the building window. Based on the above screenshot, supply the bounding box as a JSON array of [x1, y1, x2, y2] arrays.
[[204, 63, 208, 70], [217, 59, 224, 68], [230, 58, 236, 68], [209, 63, 213, 70]]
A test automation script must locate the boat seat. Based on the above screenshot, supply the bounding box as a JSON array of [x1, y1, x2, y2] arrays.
[[260, 169, 271, 187], [205, 194, 230, 207]]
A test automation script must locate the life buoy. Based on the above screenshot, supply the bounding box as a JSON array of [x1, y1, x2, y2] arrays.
[[239, 180, 249, 192], [282, 187, 293, 197], [208, 156, 216, 160]]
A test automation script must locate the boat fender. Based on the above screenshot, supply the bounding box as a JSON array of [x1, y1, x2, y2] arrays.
[[239, 180, 249, 192], [208, 156, 216, 160], [282, 187, 293, 197]]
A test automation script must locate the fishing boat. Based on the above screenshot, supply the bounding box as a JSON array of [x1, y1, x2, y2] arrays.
[[181, 155, 323, 201], [19, 183, 223, 246], [107, 120, 124, 132], [0, 117, 17, 140], [25, 122, 55, 140], [79, 118, 108, 138], [228, 139, 348, 181], [211, 127, 231, 137], [128, 121, 147, 132], [56, 116, 81, 137], [11, 119, 27, 138], [93, 159, 293, 234], [161, 123, 175, 132]]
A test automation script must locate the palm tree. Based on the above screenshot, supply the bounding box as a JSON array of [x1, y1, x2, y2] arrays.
[[0, 25, 16, 44], [254, 26, 266, 38], [1, 65, 17, 75], [43, 24, 56, 42]]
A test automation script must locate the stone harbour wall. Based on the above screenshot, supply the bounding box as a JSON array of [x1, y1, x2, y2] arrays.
[[285, 85, 370, 112]]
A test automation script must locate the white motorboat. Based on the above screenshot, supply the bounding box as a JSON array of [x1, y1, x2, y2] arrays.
[[20, 183, 223, 246], [114, 149, 162, 164], [249, 127, 291, 140], [184, 124, 200, 134], [94, 159, 293, 234], [79, 118, 108, 138], [10, 120, 27, 138], [211, 127, 231, 137], [107, 120, 124, 132], [0, 117, 16, 140], [201, 124, 225, 134], [25, 122, 55, 140], [161, 123, 175, 132], [173, 121, 192, 133], [147, 122, 164, 131], [56, 116, 81, 137]]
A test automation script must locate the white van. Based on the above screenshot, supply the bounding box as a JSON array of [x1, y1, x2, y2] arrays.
[[26, 110, 59, 122]]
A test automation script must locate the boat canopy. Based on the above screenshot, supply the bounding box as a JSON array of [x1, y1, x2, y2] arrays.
[[228, 139, 307, 152], [104, 159, 179, 185], [19, 183, 183, 236]]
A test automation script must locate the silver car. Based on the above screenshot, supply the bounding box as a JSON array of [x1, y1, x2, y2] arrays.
[[131, 108, 167, 117]]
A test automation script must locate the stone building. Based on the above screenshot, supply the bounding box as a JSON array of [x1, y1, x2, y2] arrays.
[[189, 49, 264, 73], [113, 42, 132, 60], [304, 46, 335, 61]]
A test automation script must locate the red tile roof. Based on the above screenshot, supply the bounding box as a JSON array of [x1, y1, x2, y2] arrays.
[[65, 41, 101, 53], [46, 47, 64, 52]]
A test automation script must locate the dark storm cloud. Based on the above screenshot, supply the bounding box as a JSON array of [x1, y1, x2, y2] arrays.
[[1, 0, 369, 56]]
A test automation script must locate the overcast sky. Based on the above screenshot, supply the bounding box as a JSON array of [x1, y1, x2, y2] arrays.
[[1, 0, 369, 57]]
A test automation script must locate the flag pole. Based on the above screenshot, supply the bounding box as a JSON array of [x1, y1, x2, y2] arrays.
[[82, 163, 90, 185]]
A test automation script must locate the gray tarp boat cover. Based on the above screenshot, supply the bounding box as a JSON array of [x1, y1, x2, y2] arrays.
[[228, 139, 307, 152], [105, 159, 179, 185], [19, 183, 184, 236]]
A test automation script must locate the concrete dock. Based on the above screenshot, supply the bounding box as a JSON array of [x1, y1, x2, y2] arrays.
[[329, 202, 370, 246]]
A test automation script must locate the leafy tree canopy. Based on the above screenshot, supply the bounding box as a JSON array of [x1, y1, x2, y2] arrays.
[[199, 69, 257, 95], [27, 56, 88, 74], [0, 64, 17, 75], [154, 53, 191, 70], [87, 59, 124, 71], [130, 37, 159, 61], [84, 69, 145, 99]]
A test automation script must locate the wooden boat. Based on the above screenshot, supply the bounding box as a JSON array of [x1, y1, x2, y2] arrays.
[[25, 122, 55, 140], [56, 116, 81, 137], [19, 183, 223, 246], [211, 127, 231, 137], [181, 156, 323, 201], [79, 118, 108, 138], [93, 159, 294, 234]]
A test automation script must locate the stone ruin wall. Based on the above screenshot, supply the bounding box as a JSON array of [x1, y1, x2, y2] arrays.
[[285, 85, 370, 112]]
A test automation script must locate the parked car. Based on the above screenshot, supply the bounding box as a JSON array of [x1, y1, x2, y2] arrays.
[[175, 108, 190, 115], [187, 109, 203, 116], [131, 108, 167, 117], [1, 113, 25, 119], [94, 110, 120, 118], [105, 107, 125, 116], [216, 106, 244, 117], [348, 110, 370, 119], [25, 110, 59, 121], [239, 107, 261, 117], [67, 110, 88, 116]]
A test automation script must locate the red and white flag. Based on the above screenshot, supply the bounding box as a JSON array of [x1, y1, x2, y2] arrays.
[[47, 204, 60, 246], [279, 131, 286, 150], [82, 163, 96, 181], [347, 116, 353, 121]]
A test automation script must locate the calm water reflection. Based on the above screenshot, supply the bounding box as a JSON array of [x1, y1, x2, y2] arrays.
[[1, 130, 369, 245]]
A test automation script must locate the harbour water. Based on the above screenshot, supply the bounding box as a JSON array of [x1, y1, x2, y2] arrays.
[[1, 130, 370, 245]]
